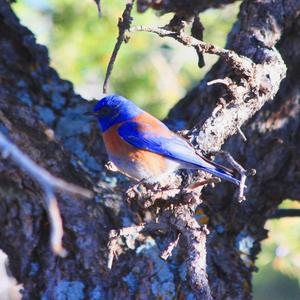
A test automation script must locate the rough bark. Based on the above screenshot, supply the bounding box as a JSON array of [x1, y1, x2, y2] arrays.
[[168, 1, 300, 298], [0, 0, 299, 299]]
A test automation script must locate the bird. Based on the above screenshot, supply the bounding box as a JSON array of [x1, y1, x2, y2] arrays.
[[89, 94, 240, 186]]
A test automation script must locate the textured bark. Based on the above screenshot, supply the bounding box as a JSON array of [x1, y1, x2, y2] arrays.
[[168, 1, 300, 299], [0, 0, 299, 300]]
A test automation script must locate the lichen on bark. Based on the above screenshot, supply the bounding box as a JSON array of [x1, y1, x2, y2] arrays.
[[0, 0, 299, 299]]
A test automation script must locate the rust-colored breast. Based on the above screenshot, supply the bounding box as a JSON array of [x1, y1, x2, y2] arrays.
[[102, 120, 168, 178], [102, 123, 133, 157]]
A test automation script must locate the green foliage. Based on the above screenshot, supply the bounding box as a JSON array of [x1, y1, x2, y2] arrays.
[[259, 200, 300, 279], [13, 0, 238, 118], [253, 200, 300, 299]]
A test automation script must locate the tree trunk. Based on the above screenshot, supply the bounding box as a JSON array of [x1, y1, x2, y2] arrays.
[[0, 0, 299, 299]]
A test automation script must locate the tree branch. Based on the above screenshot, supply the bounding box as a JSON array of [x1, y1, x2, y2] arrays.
[[0, 133, 93, 256], [212, 150, 256, 202], [169, 206, 212, 299], [0, 0, 296, 298], [107, 221, 169, 269], [129, 25, 254, 77], [94, 0, 102, 17], [270, 209, 300, 219], [102, 0, 135, 93]]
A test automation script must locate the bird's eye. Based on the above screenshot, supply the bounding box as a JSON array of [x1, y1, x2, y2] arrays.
[[98, 106, 110, 116]]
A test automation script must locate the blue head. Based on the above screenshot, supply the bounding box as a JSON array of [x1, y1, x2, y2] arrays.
[[92, 95, 143, 132]]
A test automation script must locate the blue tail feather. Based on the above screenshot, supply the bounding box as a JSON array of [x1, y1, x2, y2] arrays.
[[199, 165, 240, 186]]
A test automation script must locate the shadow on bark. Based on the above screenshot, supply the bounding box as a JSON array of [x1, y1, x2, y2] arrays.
[[0, 0, 299, 299]]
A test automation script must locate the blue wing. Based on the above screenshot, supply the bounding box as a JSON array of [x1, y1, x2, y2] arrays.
[[118, 120, 240, 185], [118, 121, 200, 164]]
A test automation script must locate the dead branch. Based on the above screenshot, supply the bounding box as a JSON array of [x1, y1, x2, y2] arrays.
[[0, 132, 93, 256], [102, 0, 135, 93], [270, 209, 300, 219], [191, 15, 205, 68], [186, 177, 221, 190], [237, 127, 247, 142], [0, 0, 296, 298], [129, 25, 254, 77], [207, 78, 232, 87], [107, 221, 169, 269], [101, 0, 286, 298], [94, 0, 102, 17], [212, 150, 256, 202], [169, 206, 212, 299], [124, 177, 211, 297], [161, 233, 181, 260], [106, 2, 286, 296]]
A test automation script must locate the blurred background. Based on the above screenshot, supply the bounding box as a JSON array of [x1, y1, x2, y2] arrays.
[[12, 0, 300, 298]]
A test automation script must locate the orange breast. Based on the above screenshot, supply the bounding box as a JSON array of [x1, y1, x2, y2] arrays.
[[102, 123, 133, 157], [102, 122, 168, 179]]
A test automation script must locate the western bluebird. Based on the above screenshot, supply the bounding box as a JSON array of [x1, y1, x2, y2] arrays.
[[90, 95, 239, 185]]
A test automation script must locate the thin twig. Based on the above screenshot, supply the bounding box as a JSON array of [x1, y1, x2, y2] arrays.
[[211, 98, 227, 118], [207, 78, 231, 86], [126, 180, 181, 208], [191, 15, 205, 68], [105, 161, 119, 172], [221, 151, 247, 202], [0, 133, 93, 256], [107, 221, 168, 269], [102, 0, 135, 93], [161, 233, 181, 260], [270, 209, 300, 219], [44, 186, 67, 257], [107, 224, 146, 269], [107, 234, 118, 270], [213, 150, 255, 202], [0, 133, 93, 197], [186, 177, 221, 190], [237, 127, 247, 142], [94, 0, 102, 17], [129, 25, 254, 77]]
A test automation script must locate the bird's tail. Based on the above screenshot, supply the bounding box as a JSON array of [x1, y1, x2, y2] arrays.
[[194, 155, 240, 186]]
